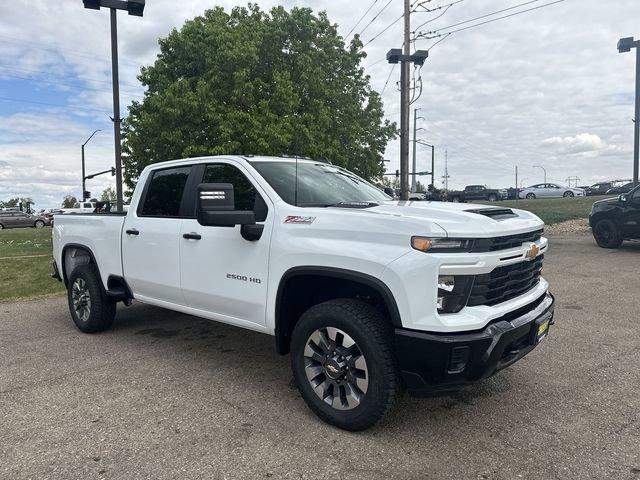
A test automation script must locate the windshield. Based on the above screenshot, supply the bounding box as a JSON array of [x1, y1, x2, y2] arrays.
[[250, 161, 390, 207]]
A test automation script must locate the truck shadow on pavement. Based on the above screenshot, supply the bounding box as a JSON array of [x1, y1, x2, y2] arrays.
[[102, 302, 526, 434]]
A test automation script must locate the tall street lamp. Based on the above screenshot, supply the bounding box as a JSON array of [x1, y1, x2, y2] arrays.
[[416, 140, 435, 189], [618, 36, 640, 185], [532, 165, 547, 184], [82, 129, 101, 199], [82, 0, 145, 211]]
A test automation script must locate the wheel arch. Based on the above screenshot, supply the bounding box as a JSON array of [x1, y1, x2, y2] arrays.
[[274, 266, 402, 355], [60, 243, 101, 288]]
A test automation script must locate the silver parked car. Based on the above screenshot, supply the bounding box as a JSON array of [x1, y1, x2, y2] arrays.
[[519, 183, 585, 199], [0, 211, 50, 229]]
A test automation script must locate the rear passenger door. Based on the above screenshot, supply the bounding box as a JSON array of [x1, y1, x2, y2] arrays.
[[122, 165, 194, 306]]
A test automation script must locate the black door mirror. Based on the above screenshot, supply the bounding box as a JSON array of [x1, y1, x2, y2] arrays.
[[197, 183, 256, 227]]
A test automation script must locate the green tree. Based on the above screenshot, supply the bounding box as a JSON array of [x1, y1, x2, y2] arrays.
[[100, 186, 117, 202], [123, 4, 396, 189], [62, 196, 77, 209], [0, 197, 34, 209]]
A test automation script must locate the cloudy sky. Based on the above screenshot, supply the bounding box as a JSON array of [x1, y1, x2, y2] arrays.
[[0, 0, 638, 207]]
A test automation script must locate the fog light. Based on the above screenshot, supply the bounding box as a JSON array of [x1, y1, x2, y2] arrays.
[[438, 275, 455, 293]]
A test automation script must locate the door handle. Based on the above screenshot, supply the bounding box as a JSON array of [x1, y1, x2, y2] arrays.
[[125, 229, 140, 236], [183, 233, 202, 240]]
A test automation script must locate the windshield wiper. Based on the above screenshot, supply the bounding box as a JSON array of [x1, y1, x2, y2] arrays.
[[324, 202, 380, 209]]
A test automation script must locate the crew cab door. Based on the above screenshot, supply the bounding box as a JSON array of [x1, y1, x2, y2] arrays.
[[122, 165, 195, 305], [179, 161, 272, 327], [621, 188, 640, 238]]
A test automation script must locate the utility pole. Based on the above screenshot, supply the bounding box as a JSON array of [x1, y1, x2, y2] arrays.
[[515, 165, 518, 201], [442, 149, 450, 191], [386, 3, 428, 201], [401, 0, 411, 200], [565, 176, 580, 188], [533, 165, 547, 184]]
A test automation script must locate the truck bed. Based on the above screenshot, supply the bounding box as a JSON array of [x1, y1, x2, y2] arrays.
[[52, 213, 126, 286]]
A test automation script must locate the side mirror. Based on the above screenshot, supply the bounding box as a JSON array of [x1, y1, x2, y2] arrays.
[[197, 183, 255, 227], [619, 194, 627, 203]]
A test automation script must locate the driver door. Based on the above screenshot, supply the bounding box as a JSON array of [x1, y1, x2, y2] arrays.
[[621, 189, 640, 238], [179, 161, 273, 328]]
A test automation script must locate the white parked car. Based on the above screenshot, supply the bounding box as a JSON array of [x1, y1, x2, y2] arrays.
[[519, 183, 585, 199], [51, 155, 554, 431], [61, 201, 97, 214]]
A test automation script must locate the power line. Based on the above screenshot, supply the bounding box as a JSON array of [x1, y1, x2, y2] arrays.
[[358, 0, 395, 37], [0, 72, 143, 98], [416, 0, 566, 40], [363, 15, 405, 47], [0, 96, 112, 115], [0, 64, 142, 89], [381, 64, 397, 94], [412, 0, 466, 33], [345, 0, 380, 38]]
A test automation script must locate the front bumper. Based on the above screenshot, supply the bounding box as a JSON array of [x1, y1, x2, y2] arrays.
[[394, 292, 554, 395]]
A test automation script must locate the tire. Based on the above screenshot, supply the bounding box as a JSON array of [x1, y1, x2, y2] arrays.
[[526, 193, 536, 199], [67, 264, 116, 333], [34, 220, 45, 228], [290, 299, 400, 431], [450, 196, 460, 203], [0, 223, 4, 230], [593, 219, 623, 249], [563, 191, 574, 198], [488, 194, 497, 202]]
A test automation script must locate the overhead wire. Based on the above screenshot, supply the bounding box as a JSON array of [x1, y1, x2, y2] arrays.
[[357, 0, 395, 37], [345, 0, 381, 38]]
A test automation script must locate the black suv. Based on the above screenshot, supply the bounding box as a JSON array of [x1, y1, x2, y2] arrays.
[[589, 184, 640, 248]]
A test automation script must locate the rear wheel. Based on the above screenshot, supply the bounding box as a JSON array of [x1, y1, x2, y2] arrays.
[[34, 220, 45, 228], [593, 219, 623, 249], [563, 191, 574, 198], [290, 299, 399, 431], [450, 196, 460, 203], [488, 194, 497, 202], [526, 193, 536, 199], [67, 264, 116, 333], [0, 223, 4, 230]]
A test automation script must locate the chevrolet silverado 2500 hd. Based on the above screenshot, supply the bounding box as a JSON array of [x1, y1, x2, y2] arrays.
[[52, 155, 554, 431]]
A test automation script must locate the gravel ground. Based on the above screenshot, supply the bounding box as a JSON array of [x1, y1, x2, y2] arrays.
[[545, 218, 590, 236], [1, 235, 639, 479]]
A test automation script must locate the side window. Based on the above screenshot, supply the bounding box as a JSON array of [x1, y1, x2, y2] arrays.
[[140, 166, 191, 217], [203, 164, 267, 222]]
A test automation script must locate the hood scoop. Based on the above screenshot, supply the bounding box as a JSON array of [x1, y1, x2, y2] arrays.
[[465, 208, 518, 220]]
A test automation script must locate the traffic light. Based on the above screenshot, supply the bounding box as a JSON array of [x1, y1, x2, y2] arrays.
[[111, 167, 116, 176], [83, 191, 91, 200], [395, 170, 400, 178]]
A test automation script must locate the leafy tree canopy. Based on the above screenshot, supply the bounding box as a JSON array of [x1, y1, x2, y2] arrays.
[[100, 186, 117, 202], [123, 4, 396, 188], [61, 196, 77, 209], [0, 197, 34, 208]]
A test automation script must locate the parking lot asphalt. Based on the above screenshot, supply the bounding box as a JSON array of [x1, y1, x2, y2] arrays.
[[1, 235, 639, 480]]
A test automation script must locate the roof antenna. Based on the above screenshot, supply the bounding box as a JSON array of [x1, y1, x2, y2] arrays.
[[294, 154, 299, 207]]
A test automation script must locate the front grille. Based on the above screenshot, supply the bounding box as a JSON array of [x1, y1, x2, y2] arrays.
[[471, 229, 543, 253], [467, 255, 544, 306]]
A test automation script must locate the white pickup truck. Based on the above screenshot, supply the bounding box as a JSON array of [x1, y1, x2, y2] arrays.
[[52, 155, 554, 430]]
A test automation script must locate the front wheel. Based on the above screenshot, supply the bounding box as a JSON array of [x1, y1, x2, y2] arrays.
[[526, 193, 536, 199], [593, 219, 623, 249], [67, 264, 116, 333], [34, 220, 45, 228], [450, 196, 460, 203], [290, 299, 399, 431], [488, 194, 497, 202], [563, 191, 574, 198]]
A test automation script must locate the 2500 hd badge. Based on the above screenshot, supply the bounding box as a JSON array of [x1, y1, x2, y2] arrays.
[[227, 273, 262, 284]]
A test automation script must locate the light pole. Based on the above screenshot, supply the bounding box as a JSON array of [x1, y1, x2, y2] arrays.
[[412, 108, 425, 192], [532, 165, 547, 184], [618, 36, 640, 185], [83, 0, 145, 211], [416, 140, 435, 189], [82, 130, 101, 200]]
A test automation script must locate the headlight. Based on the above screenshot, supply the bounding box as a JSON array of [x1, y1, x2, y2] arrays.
[[411, 237, 474, 253], [437, 275, 474, 314]]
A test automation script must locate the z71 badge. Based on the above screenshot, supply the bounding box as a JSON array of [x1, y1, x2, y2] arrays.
[[284, 215, 316, 224]]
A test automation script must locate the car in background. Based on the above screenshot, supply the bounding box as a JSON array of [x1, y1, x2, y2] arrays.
[[61, 201, 97, 214], [590, 184, 640, 248], [519, 183, 585, 199], [0, 211, 50, 230], [605, 182, 637, 195], [447, 185, 508, 203], [584, 182, 614, 196]]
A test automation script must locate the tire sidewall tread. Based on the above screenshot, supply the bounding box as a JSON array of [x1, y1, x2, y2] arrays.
[[290, 298, 399, 431], [67, 264, 116, 333]]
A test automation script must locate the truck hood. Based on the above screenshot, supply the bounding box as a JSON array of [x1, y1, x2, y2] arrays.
[[354, 201, 544, 237]]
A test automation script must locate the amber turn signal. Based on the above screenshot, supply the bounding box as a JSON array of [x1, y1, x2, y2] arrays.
[[411, 237, 433, 252]]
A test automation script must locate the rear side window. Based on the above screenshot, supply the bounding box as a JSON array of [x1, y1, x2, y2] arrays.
[[140, 166, 191, 217]]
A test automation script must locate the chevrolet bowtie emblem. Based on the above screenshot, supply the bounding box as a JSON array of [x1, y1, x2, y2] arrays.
[[525, 243, 540, 261]]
